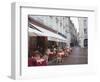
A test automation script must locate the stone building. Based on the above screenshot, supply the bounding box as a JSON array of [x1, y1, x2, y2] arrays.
[[28, 15, 77, 48], [68, 18, 78, 47], [78, 17, 88, 48]]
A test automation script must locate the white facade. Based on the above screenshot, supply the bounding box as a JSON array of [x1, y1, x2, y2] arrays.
[[78, 17, 88, 48], [30, 15, 77, 48], [68, 18, 78, 47]]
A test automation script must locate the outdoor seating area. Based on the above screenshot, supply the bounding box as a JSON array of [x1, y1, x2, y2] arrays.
[[27, 15, 88, 66], [28, 47, 72, 66]]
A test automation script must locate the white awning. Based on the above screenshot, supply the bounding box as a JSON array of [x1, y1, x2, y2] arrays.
[[29, 23, 67, 42], [28, 27, 45, 36]]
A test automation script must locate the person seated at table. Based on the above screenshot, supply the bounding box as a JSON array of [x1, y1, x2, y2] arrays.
[[53, 48, 57, 54], [33, 51, 41, 60], [68, 47, 72, 54], [63, 48, 69, 57], [33, 50, 48, 66], [56, 49, 63, 64], [28, 55, 34, 66], [28, 51, 40, 66], [46, 48, 54, 60], [66, 48, 71, 54], [60, 49, 65, 57], [42, 53, 48, 64], [69, 48, 72, 52], [45, 48, 51, 54]]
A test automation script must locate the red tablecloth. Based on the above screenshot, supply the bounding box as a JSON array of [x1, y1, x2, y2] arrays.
[[28, 58, 47, 66], [35, 59, 47, 66], [58, 52, 65, 57]]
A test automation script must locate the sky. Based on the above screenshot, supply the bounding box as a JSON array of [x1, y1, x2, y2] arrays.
[[70, 17, 79, 33]]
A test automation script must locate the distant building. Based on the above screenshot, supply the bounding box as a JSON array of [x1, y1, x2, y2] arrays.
[[78, 17, 88, 48], [69, 18, 78, 47]]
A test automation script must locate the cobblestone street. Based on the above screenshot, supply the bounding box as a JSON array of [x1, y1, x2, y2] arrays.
[[50, 47, 88, 65]]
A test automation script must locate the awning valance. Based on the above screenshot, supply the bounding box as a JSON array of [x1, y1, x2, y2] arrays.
[[29, 27, 45, 36]]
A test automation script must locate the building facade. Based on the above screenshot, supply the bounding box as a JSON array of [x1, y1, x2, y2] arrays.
[[69, 18, 78, 47], [29, 15, 77, 48], [78, 17, 88, 48]]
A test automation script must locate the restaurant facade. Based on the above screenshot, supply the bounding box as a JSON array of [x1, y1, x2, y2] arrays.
[[28, 15, 77, 66]]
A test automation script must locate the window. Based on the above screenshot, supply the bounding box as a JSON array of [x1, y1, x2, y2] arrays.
[[56, 17, 59, 23], [84, 28, 87, 34]]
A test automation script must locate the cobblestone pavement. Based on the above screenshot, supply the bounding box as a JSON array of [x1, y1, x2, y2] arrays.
[[49, 47, 88, 65]]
